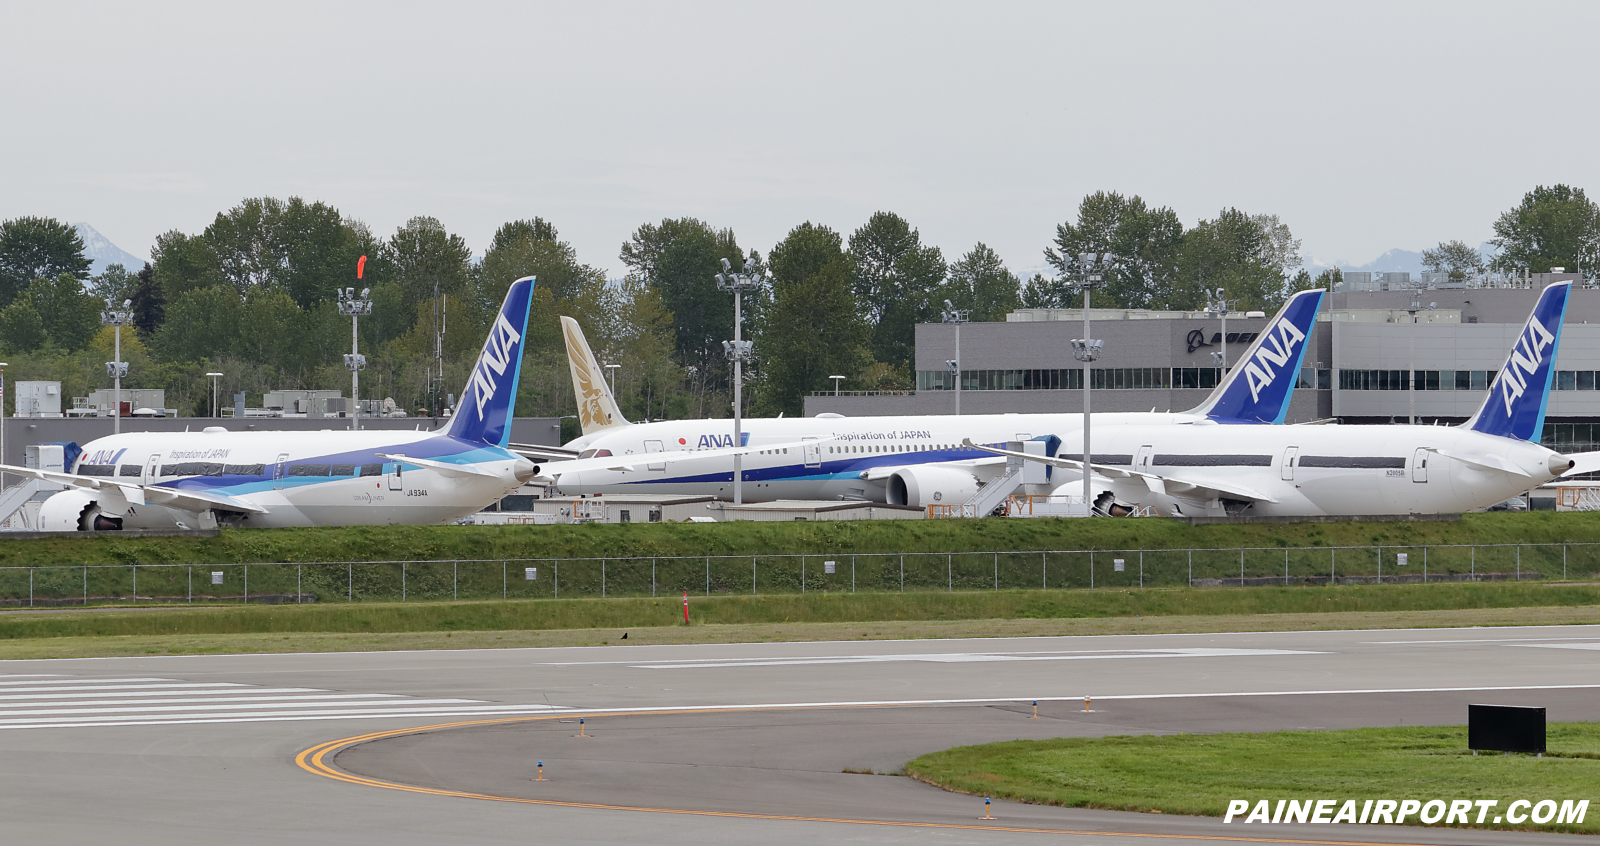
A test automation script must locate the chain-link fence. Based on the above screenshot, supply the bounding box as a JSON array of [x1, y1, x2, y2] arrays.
[[0, 542, 1589, 607]]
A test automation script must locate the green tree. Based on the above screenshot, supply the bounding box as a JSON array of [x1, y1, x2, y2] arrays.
[[1174, 208, 1290, 311], [944, 243, 1020, 321], [1489, 185, 1599, 278], [620, 218, 743, 374], [755, 222, 871, 416], [129, 264, 165, 336], [0, 216, 90, 308], [0, 272, 102, 351], [847, 211, 944, 368], [87, 263, 140, 305], [149, 230, 224, 297], [153, 286, 243, 363], [1421, 240, 1485, 281], [1043, 191, 1184, 309], [202, 197, 365, 306], [480, 218, 603, 306]]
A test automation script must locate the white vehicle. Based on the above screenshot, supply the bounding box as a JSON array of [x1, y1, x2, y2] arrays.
[[5, 279, 550, 530], [975, 282, 1582, 518], [544, 289, 1328, 505]]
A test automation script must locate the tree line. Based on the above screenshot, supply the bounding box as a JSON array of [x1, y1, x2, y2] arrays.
[[0, 185, 1595, 427]]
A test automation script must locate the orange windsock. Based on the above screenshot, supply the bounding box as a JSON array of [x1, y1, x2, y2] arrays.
[[357, 255, 367, 280]]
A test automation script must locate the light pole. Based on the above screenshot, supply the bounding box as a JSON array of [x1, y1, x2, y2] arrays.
[[0, 361, 7, 495], [337, 282, 372, 431], [205, 372, 224, 418], [1204, 288, 1230, 375], [605, 363, 620, 396], [941, 299, 969, 415], [101, 298, 132, 434], [1071, 254, 1106, 516], [829, 375, 845, 396], [716, 258, 763, 505], [1404, 289, 1436, 425]]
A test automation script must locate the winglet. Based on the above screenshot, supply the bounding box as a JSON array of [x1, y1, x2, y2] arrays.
[[1464, 281, 1571, 442], [1185, 288, 1325, 424], [448, 276, 535, 447], [561, 316, 629, 435]]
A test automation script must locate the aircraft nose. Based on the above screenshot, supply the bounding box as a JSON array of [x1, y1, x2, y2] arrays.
[[514, 459, 539, 482]]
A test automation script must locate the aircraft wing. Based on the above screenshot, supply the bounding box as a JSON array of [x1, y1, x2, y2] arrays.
[[507, 442, 581, 462], [378, 453, 503, 479], [857, 456, 1004, 482], [961, 440, 1278, 504], [534, 436, 836, 482], [0, 464, 270, 514]]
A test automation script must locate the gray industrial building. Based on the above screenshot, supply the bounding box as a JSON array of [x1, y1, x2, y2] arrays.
[[804, 277, 1599, 452]]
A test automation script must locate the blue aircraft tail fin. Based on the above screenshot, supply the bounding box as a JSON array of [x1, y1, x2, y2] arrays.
[[1185, 287, 1325, 424], [1465, 281, 1571, 442], [448, 276, 535, 447]]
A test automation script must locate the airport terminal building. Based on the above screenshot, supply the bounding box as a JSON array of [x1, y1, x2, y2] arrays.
[[804, 275, 1600, 453]]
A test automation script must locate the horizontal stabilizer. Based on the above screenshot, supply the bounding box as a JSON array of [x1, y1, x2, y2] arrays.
[[378, 453, 501, 479], [0, 464, 269, 514], [962, 439, 1277, 503]]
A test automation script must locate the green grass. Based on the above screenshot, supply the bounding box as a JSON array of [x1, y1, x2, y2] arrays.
[[906, 724, 1600, 834], [5, 511, 1600, 569], [0, 581, 1597, 640]]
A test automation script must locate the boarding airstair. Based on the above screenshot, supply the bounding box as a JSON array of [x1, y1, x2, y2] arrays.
[[0, 479, 50, 530], [962, 453, 1028, 517]]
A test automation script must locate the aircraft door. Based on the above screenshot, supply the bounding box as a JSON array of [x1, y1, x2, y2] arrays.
[[273, 454, 289, 490], [1281, 446, 1299, 481], [803, 438, 821, 468], [1134, 445, 1154, 473], [644, 440, 665, 471], [388, 461, 404, 491], [1412, 447, 1428, 483], [144, 454, 161, 485]]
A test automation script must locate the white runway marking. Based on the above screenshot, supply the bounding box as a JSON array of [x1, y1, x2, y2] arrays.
[[0, 674, 566, 731], [1363, 636, 1600, 644], [1510, 642, 1600, 651], [544, 647, 1325, 670]]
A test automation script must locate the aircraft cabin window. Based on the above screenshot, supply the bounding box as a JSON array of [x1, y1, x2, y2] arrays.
[[331, 464, 356, 476], [224, 464, 266, 476], [288, 464, 332, 477], [360, 463, 383, 477], [120, 465, 142, 476]]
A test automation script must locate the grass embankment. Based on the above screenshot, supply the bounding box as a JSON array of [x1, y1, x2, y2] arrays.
[[0, 581, 1598, 659], [4, 511, 1600, 568], [906, 725, 1600, 834]]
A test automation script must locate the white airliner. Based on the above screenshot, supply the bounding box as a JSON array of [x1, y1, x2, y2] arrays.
[[542, 289, 1327, 506], [972, 282, 1583, 518], [3, 278, 789, 530]]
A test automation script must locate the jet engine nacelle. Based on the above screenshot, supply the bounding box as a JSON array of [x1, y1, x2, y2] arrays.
[[38, 490, 123, 531], [885, 466, 980, 508]]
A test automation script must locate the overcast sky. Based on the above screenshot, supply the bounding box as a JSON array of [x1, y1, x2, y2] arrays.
[[4, 1, 1597, 278]]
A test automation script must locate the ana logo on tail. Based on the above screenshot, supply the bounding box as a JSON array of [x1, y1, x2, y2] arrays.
[[1243, 318, 1308, 402], [470, 311, 523, 420], [1497, 315, 1556, 416]]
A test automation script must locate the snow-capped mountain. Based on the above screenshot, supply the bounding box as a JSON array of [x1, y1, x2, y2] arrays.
[[73, 223, 148, 274]]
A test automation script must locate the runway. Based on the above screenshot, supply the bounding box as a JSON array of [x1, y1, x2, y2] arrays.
[[1, 625, 1597, 845]]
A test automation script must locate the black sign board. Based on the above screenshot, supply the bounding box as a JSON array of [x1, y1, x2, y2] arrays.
[[1468, 704, 1545, 753]]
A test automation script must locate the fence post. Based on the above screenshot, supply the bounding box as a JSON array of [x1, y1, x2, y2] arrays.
[[132, 562, 137, 603], [83, 565, 87, 606], [1239, 549, 1244, 585], [1377, 546, 1382, 584], [29, 568, 33, 608], [187, 565, 190, 604], [503, 561, 506, 600], [348, 563, 353, 602], [900, 554, 904, 592], [602, 559, 606, 598], [1090, 551, 1094, 589], [1331, 547, 1336, 584], [994, 553, 999, 591], [1517, 544, 1521, 580], [948, 553, 952, 592], [1188, 549, 1193, 586], [1564, 543, 1567, 580], [244, 563, 249, 604], [704, 556, 709, 597], [1285, 548, 1289, 586], [752, 556, 756, 596], [453, 561, 458, 601], [1042, 551, 1047, 589], [802, 556, 806, 594], [852, 555, 856, 594], [1139, 551, 1144, 589], [1470, 545, 1474, 577], [555, 560, 559, 599], [401, 562, 405, 602], [1422, 547, 1427, 584], [299, 564, 303, 603]]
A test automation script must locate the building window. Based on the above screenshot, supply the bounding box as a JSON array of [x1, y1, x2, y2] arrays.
[[1339, 369, 1500, 391]]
